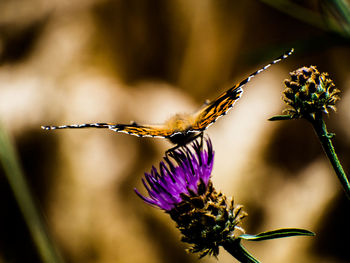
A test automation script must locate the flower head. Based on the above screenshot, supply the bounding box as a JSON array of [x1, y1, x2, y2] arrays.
[[135, 138, 247, 257], [283, 66, 340, 118], [135, 138, 214, 211]]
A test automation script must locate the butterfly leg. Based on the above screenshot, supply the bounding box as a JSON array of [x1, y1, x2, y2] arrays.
[[199, 132, 204, 150], [165, 144, 181, 155], [165, 132, 204, 155]]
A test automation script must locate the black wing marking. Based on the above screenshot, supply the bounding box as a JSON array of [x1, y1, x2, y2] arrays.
[[191, 48, 294, 131], [42, 122, 174, 138]]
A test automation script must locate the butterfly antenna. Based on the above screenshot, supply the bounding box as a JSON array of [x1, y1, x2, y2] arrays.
[[232, 48, 294, 92], [41, 123, 112, 130]]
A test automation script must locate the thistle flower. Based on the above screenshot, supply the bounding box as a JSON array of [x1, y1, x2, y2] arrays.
[[270, 64, 350, 200], [283, 66, 340, 119], [135, 138, 247, 257]]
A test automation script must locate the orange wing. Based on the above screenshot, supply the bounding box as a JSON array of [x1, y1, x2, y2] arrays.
[[108, 124, 175, 138], [42, 122, 174, 138], [42, 49, 294, 142], [191, 86, 243, 131], [191, 48, 294, 131]]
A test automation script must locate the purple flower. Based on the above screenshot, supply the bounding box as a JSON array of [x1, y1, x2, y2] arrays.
[[135, 137, 247, 258], [135, 138, 214, 211]]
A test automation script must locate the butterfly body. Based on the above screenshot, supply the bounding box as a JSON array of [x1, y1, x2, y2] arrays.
[[42, 49, 294, 148], [161, 113, 199, 145], [164, 113, 195, 131]]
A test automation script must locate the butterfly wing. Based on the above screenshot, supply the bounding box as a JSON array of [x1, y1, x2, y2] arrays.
[[108, 124, 174, 138], [42, 49, 294, 142], [191, 48, 294, 131], [42, 123, 113, 130], [42, 122, 174, 138], [191, 86, 243, 131]]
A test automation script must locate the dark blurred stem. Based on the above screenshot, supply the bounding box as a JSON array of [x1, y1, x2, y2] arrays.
[[259, 0, 342, 34], [308, 114, 350, 200], [0, 127, 64, 263], [222, 239, 260, 263], [332, 0, 350, 26]]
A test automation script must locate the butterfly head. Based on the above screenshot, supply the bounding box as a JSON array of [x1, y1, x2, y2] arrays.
[[168, 130, 200, 146], [163, 113, 199, 145]]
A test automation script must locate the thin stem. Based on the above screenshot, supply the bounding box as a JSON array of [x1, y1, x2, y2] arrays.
[[331, 0, 350, 28], [222, 239, 260, 263], [259, 0, 346, 36], [308, 114, 350, 200], [321, 0, 350, 35], [0, 126, 64, 263]]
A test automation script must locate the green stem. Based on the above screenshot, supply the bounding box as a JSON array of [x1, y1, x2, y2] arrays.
[[0, 127, 64, 263], [222, 239, 260, 263], [330, 0, 350, 30], [308, 114, 350, 200], [258, 0, 346, 36]]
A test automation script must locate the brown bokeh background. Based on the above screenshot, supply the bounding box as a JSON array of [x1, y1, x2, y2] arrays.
[[0, 1, 350, 262]]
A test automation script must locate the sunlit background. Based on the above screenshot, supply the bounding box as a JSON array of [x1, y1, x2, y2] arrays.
[[0, 1, 350, 262]]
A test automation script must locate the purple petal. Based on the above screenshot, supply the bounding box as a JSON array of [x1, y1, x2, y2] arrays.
[[135, 137, 215, 211]]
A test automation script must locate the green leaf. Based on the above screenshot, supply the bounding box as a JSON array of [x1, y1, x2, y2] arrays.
[[0, 126, 64, 263], [238, 228, 315, 242], [222, 238, 260, 263], [268, 115, 294, 121]]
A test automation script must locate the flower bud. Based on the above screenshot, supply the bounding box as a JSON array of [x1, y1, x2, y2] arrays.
[[283, 66, 340, 118]]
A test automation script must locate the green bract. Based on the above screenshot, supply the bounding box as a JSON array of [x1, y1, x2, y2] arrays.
[[283, 66, 340, 118]]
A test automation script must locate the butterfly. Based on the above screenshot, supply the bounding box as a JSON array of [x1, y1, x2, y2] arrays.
[[42, 49, 294, 150]]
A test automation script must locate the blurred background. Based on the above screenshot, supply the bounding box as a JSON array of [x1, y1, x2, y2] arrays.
[[0, 0, 350, 262]]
